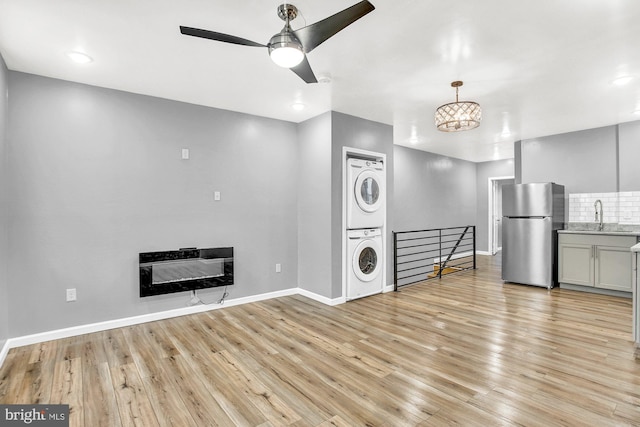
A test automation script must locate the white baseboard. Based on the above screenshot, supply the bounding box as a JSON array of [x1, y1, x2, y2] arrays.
[[383, 284, 395, 293], [5, 287, 303, 350], [476, 250, 492, 256], [0, 339, 9, 368], [296, 288, 346, 306], [1, 286, 346, 360]]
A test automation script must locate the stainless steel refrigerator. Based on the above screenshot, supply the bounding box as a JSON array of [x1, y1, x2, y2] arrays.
[[502, 183, 565, 288]]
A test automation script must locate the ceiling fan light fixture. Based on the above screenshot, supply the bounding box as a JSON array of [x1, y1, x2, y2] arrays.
[[268, 31, 304, 68], [179, 1, 375, 83], [435, 81, 482, 132]]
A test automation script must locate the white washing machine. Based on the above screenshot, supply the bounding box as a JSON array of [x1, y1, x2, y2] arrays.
[[347, 228, 383, 300], [346, 158, 385, 229]]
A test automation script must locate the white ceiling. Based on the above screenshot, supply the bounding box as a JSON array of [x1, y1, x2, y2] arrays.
[[1, 0, 639, 162]]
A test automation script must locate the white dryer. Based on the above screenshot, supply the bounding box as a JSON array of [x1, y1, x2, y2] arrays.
[[347, 228, 383, 300], [346, 158, 385, 229]]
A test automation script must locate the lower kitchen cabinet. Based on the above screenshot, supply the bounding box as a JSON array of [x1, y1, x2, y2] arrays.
[[597, 245, 634, 291], [558, 233, 638, 292], [558, 244, 595, 286], [633, 247, 639, 350], [559, 242, 594, 287]]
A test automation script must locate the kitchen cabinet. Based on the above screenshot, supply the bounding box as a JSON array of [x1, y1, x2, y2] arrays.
[[558, 232, 638, 292], [558, 241, 593, 287], [632, 244, 639, 356]]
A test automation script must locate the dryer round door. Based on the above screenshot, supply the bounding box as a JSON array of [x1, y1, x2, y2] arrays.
[[354, 170, 382, 213], [352, 238, 382, 282]]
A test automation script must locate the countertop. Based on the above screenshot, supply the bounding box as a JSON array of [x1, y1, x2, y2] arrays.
[[558, 230, 640, 237]]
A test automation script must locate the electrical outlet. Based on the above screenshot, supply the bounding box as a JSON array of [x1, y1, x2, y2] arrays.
[[66, 288, 77, 302], [275, 263, 281, 273], [214, 191, 221, 201]]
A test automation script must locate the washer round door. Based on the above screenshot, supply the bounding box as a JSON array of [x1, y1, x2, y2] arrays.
[[353, 238, 382, 282], [354, 170, 382, 213]]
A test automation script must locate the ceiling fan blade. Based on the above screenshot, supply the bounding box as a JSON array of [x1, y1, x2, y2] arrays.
[[293, 1, 375, 54], [180, 26, 266, 47], [290, 56, 318, 84]]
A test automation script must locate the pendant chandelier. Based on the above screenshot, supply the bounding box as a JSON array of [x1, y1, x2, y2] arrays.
[[435, 81, 482, 132]]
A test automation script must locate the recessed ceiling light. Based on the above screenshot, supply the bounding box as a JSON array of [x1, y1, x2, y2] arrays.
[[611, 75, 634, 86], [66, 51, 93, 64], [291, 102, 305, 111]]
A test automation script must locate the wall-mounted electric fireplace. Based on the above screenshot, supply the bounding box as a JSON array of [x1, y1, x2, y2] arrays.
[[139, 247, 233, 297]]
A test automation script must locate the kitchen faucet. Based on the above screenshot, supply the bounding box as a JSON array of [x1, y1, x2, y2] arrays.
[[594, 199, 603, 231]]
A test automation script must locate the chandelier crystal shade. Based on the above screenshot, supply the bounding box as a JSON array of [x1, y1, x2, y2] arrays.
[[435, 81, 482, 132]]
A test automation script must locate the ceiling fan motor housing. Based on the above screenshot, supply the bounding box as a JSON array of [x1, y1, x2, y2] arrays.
[[268, 30, 303, 53]]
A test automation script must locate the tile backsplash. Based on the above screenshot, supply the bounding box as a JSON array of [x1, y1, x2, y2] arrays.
[[569, 191, 640, 225]]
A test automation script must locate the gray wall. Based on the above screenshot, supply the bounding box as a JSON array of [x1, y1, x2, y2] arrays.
[[518, 125, 618, 193], [8, 68, 634, 339], [475, 160, 515, 252], [297, 112, 332, 297], [517, 121, 640, 195], [331, 112, 394, 296], [297, 111, 394, 299], [393, 145, 477, 232], [619, 120, 640, 191], [0, 55, 8, 347], [7, 72, 299, 336]]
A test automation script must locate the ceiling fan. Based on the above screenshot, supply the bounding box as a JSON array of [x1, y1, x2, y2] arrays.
[[179, 1, 375, 83]]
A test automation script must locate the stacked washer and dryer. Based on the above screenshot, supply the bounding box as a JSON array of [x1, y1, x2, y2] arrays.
[[346, 157, 386, 300]]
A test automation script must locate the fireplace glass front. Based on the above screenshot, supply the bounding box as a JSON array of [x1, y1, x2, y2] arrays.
[[139, 247, 233, 297]]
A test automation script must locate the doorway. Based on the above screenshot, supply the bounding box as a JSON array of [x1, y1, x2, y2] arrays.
[[488, 176, 515, 255]]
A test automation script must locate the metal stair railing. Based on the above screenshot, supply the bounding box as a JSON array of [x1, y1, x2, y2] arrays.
[[393, 225, 476, 291]]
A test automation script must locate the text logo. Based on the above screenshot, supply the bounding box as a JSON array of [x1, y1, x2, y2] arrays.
[[0, 405, 69, 426]]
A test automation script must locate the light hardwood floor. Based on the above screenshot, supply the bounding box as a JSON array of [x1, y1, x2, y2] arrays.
[[1, 255, 639, 426]]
